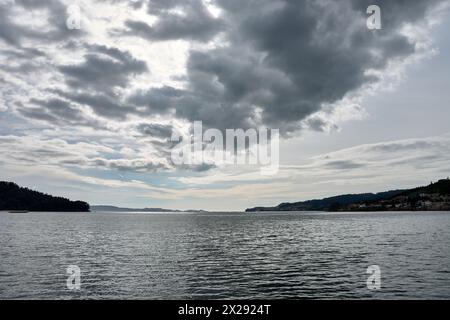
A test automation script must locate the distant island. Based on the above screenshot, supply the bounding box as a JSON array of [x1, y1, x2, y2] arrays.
[[246, 179, 450, 212], [91, 205, 208, 213], [0, 181, 90, 212]]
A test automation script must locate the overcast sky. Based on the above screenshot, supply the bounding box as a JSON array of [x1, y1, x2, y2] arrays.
[[1, 0, 450, 211]]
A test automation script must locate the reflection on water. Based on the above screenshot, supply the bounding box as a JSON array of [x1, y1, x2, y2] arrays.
[[0, 211, 449, 299]]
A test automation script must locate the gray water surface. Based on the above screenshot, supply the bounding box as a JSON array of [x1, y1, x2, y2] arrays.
[[0, 211, 449, 299]]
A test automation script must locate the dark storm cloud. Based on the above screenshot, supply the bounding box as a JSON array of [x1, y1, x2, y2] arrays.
[[369, 140, 443, 153], [57, 91, 136, 120], [58, 45, 148, 92], [28, 98, 86, 122], [0, 47, 47, 61], [199, 0, 416, 127], [15, 44, 148, 125], [0, 0, 83, 47], [127, 86, 184, 115], [325, 160, 366, 170], [137, 123, 174, 139], [128, 48, 262, 130], [16, 98, 102, 127], [304, 117, 338, 132], [90, 158, 169, 172], [60, 157, 172, 173], [120, 0, 223, 42], [126, 0, 444, 133], [18, 41, 148, 124], [0, 8, 24, 46], [180, 163, 217, 172], [23, 45, 149, 122], [17, 106, 61, 124]]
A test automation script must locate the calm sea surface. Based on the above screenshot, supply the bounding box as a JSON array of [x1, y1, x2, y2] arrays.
[[0, 211, 449, 299]]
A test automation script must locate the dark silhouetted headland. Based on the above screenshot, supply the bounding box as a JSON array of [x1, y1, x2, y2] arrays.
[[246, 178, 450, 212], [0, 181, 90, 212]]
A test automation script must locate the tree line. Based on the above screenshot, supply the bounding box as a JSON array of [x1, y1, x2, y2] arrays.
[[0, 181, 90, 212]]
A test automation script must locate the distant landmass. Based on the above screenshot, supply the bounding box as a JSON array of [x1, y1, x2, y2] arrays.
[[246, 179, 450, 212], [0, 181, 90, 212], [91, 205, 207, 213], [4, 178, 449, 214]]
